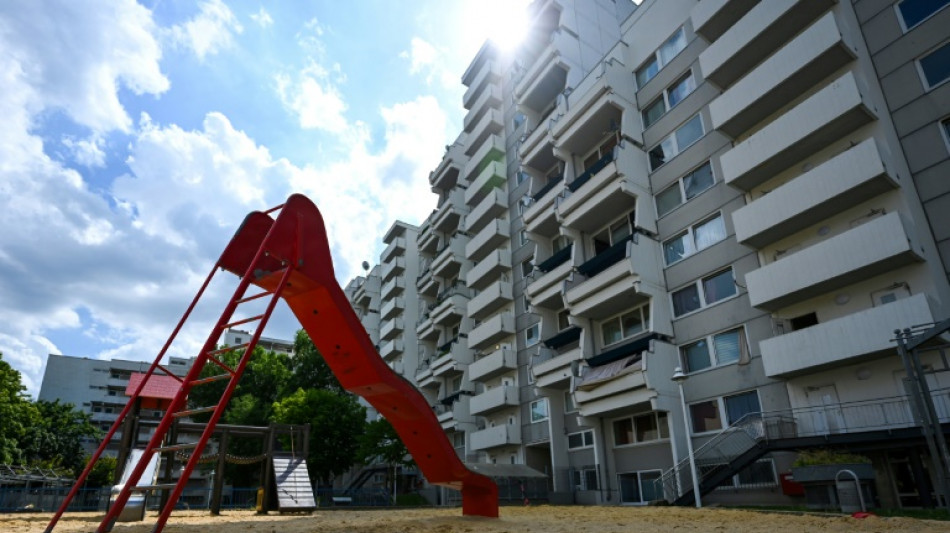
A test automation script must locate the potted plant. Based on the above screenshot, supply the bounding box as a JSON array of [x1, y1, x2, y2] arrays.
[[791, 449, 874, 482]]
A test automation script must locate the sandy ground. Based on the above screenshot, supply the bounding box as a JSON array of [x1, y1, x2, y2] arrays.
[[6, 506, 948, 533]]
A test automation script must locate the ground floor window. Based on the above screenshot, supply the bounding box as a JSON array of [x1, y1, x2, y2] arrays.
[[618, 470, 662, 503], [572, 467, 598, 491], [713, 458, 777, 489]]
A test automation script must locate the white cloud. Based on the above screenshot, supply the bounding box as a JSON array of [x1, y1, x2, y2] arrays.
[[62, 135, 107, 167], [275, 62, 350, 135], [400, 36, 456, 88], [250, 7, 273, 28], [167, 0, 244, 61]]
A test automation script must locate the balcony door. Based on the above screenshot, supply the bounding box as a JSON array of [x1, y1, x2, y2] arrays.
[[805, 385, 844, 435]]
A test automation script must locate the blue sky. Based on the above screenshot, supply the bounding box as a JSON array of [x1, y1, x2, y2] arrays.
[[0, 0, 529, 398]]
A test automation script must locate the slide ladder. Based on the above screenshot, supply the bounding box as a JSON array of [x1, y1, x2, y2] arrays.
[[46, 195, 497, 533]]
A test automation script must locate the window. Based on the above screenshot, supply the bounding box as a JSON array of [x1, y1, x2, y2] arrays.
[[568, 429, 595, 450], [724, 390, 761, 425], [613, 412, 669, 446], [582, 135, 618, 171], [564, 391, 577, 413], [636, 27, 687, 88], [671, 268, 737, 317], [689, 400, 722, 433], [526, 323, 540, 347], [649, 114, 704, 171], [689, 391, 761, 434], [557, 309, 571, 331], [619, 471, 662, 503], [682, 327, 747, 373], [642, 71, 697, 129], [513, 112, 526, 130], [520, 230, 528, 246], [656, 162, 715, 217], [897, 0, 950, 31], [942, 117, 950, 152], [572, 468, 599, 491], [918, 41, 950, 89], [553, 234, 571, 253], [530, 398, 549, 422], [521, 257, 534, 277], [601, 303, 650, 346], [592, 212, 634, 254], [735, 459, 777, 487], [663, 213, 726, 265]]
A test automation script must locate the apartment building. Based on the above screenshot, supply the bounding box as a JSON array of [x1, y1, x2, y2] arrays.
[[348, 0, 950, 509], [222, 328, 294, 355]]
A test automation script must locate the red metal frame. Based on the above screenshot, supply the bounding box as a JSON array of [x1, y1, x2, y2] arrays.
[[46, 194, 497, 533]]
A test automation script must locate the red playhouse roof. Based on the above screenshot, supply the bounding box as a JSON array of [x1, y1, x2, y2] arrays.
[[125, 373, 182, 410]]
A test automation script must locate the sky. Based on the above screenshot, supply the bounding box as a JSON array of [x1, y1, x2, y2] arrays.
[[0, 0, 531, 399]]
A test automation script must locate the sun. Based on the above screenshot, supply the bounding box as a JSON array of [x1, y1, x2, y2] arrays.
[[461, 0, 532, 54]]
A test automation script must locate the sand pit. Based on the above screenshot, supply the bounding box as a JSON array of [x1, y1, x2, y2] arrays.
[[5, 506, 946, 533]]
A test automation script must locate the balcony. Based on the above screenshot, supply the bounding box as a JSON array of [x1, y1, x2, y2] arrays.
[[464, 85, 503, 133], [721, 72, 877, 191], [415, 363, 438, 390], [381, 256, 405, 282], [380, 277, 405, 300], [574, 342, 678, 418], [466, 249, 512, 291], [466, 219, 510, 263], [417, 223, 440, 254], [358, 311, 380, 341], [746, 212, 923, 311], [691, 0, 761, 43], [470, 424, 521, 451], [710, 12, 856, 138], [551, 59, 635, 142], [380, 297, 405, 320], [380, 317, 404, 341], [416, 311, 439, 341], [524, 177, 564, 237], [430, 142, 467, 192], [462, 60, 503, 110], [469, 346, 517, 382], [465, 188, 507, 234], [433, 345, 473, 380], [733, 139, 897, 248], [467, 312, 516, 352], [564, 237, 666, 320], [515, 29, 573, 107], [381, 236, 407, 263], [557, 146, 654, 234], [436, 401, 472, 431], [464, 108, 504, 160], [470, 385, 520, 416], [379, 338, 404, 361], [531, 345, 582, 389], [760, 294, 934, 377], [432, 190, 468, 233], [431, 293, 469, 326], [431, 236, 468, 279], [699, 0, 835, 89], [467, 278, 513, 320], [526, 248, 573, 310], [464, 146, 507, 206], [416, 267, 438, 297]]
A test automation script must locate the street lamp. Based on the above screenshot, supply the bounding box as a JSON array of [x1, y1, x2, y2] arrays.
[[672, 366, 702, 508]]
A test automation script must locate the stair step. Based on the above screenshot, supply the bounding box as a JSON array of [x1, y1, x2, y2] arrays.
[[154, 443, 198, 453], [173, 405, 218, 418]]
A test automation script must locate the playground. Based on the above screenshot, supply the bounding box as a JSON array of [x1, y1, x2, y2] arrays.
[[7, 506, 949, 533]]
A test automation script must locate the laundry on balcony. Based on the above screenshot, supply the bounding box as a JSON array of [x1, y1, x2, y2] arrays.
[[576, 354, 641, 391]]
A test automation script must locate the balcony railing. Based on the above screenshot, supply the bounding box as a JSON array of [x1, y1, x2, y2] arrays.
[[531, 175, 563, 201], [536, 244, 572, 273], [541, 326, 582, 350], [568, 149, 615, 193], [576, 234, 633, 277]]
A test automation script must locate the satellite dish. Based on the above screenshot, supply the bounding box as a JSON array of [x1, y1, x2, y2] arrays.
[[361, 261, 370, 272]]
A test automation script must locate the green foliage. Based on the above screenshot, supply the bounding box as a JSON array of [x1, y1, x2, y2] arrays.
[[357, 418, 412, 468], [0, 352, 33, 464], [85, 455, 117, 487], [793, 449, 871, 467], [286, 330, 343, 393], [22, 399, 99, 475], [272, 388, 366, 485]]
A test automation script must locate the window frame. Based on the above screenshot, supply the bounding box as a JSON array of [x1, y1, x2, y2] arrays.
[[687, 389, 761, 435], [895, 0, 950, 32], [567, 429, 595, 450], [648, 114, 705, 172], [916, 40, 950, 90], [600, 302, 651, 347], [662, 212, 727, 266], [612, 411, 669, 447], [680, 325, 748, 374], [641, 69, 696, 130], [941, 117, 950, 153], [529, 398, 549, 423], [525, 323, 541, 347], [671, 267, 738, 318], [635, 27, 687, 89], [591, 211, 635, 255], [655, 161, 715, 218]]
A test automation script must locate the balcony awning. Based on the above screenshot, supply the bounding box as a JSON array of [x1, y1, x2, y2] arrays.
[[542, 325, 582, 349], [576, 354, 641, 391], [586, 332, 659, 367]]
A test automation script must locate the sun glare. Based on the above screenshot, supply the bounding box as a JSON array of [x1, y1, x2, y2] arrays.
[[462, 0, 532, 54]]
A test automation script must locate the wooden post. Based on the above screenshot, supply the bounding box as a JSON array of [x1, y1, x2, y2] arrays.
[[210, 430, 229, 515], [260, 424, 276, 513]]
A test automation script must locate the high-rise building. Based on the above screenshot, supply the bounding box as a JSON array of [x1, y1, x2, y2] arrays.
[[348, 0, 950, 509]]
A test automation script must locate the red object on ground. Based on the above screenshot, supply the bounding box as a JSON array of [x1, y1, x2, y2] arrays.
[[851, 512, 876, 519], [217, 194, 499, 518]]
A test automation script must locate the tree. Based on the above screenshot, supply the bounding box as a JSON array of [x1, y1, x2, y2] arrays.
[[21, 399, 99, 475], [357, 417, 414, 499], [285, 330, 343, 393], [187, 346, 290, 424], [272, 388, 366, 486], [0, 352, 34, 464], [85, 455, 117, 488]]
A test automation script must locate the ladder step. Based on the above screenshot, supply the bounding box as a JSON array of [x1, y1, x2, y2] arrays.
[[134, 483, 178, 491], [237, 290, 271, 304], [204, 354, 236, 375], [206, 343, 249, 356], [154, 442, 198, 453], [223, 314, 264, 329], [173, 405, 218, 418], [263, 203, 285, 214], [190, 373, 231, 386], [154, 364, 184, 383]]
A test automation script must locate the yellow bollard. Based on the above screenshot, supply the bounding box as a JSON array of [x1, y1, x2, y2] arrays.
[[255, 487, 265, 513]]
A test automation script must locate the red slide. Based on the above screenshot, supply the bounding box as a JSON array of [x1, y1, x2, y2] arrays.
[[218, 194, 498, 517]]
